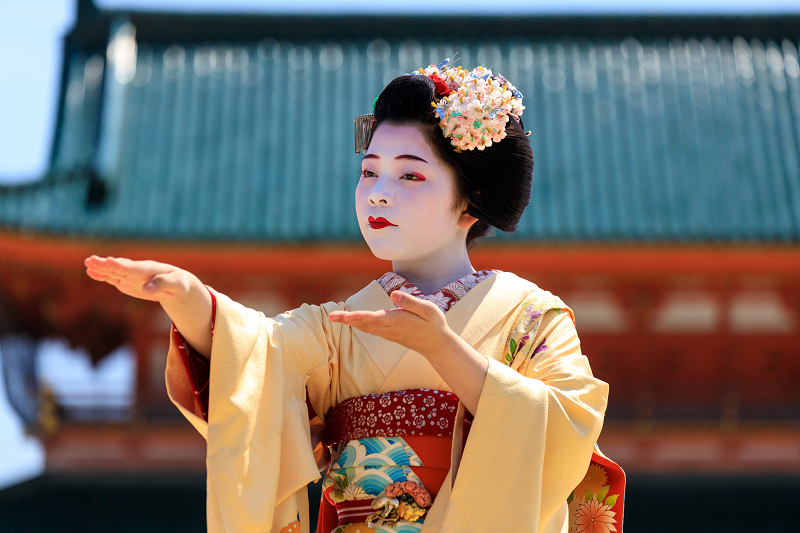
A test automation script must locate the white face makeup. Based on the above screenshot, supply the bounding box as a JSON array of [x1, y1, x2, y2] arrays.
[[356, 123, 473, 264]]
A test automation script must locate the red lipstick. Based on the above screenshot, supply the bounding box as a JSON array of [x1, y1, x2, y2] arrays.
[[368, 216, 397, 229]]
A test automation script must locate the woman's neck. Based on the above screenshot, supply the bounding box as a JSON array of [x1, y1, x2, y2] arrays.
[[391, 244, 475, 295]]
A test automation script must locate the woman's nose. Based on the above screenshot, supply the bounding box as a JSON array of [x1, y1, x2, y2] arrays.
[[368, 176, 393, 206]]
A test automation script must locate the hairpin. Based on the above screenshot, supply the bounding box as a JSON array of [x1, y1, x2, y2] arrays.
[[354, 114, 376, 154]]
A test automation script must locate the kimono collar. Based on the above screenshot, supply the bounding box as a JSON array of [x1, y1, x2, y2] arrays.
[[377, 270, 497, 313], [345, 271, 539, 377]]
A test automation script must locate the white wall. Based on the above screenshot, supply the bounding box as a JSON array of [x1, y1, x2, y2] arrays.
[[0, 349, 44, 491]]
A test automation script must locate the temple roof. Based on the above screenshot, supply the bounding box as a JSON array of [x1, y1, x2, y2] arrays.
[[1, 11, 799, 243]]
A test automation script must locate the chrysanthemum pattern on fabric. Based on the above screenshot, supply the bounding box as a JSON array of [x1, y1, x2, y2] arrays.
[[567, 462, 621, 533], [378, 270, 496, 313], [572, 499, 618, 533]]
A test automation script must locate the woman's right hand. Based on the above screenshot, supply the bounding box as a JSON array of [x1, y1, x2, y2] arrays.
[[84, 256, 192, 302], [85, 255, 214, 358]]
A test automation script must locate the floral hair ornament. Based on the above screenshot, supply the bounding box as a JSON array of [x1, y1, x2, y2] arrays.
[[353, 58, 525, 153], [411, 58, 525, 152]]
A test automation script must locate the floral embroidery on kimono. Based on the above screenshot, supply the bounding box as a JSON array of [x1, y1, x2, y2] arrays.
[[501, 293, 576, 369], [499, 297, 626, 532]]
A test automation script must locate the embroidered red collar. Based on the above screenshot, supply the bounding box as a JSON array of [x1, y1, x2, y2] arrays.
[[377, 270, 496, 313]]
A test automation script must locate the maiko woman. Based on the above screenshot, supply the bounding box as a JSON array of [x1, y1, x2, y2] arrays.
[[85, 60, 623, 533]]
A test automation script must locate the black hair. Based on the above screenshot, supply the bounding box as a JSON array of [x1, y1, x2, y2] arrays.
[[371, 74, 533, 250]]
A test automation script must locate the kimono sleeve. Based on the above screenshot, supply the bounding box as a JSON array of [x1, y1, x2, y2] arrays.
[[442, 307, 608, 533], [165, 288, 345, 533]]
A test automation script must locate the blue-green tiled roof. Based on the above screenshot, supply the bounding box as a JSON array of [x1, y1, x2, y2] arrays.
[[2, 16, 799, 243]]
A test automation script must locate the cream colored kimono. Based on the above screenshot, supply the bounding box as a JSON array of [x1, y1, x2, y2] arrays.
[[166, 271, 608, 533]]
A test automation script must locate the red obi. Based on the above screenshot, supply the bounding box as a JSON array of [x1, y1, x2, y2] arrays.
[[322, 389, 460, 446], [317, 389, 462, 532]]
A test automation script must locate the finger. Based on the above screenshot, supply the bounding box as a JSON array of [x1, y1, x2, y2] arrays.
[[87, 264, 125, 281], [330, 309, 389, 320], [86, 268, 113, 282], [85, 255, 115, 273], [333, 316, 393, 336], [390, 291, 439, 321], [87, 269, 121, 286], [328, 311, 347, 323], [85, 256, 133, 277], [329, 312, 373, 325], [105, 256, 134, 272], [328, 312, 392, 334]]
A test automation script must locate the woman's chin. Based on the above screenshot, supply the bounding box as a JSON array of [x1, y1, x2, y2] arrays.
[[364, 240, 408, 262], [367, 246, 401, 262]]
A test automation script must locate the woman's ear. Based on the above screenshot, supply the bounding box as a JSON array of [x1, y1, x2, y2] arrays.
[[457, 208, 479, 229]]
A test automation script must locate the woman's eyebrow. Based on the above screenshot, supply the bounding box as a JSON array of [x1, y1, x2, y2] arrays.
[[362, 154, 429, 163], [395, 154, 428, 163]]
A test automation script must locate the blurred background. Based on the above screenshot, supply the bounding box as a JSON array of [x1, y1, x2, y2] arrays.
[[1, 0, 800, 531]]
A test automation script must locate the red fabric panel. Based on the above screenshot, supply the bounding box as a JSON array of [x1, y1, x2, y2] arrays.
[[317, 487, 339, 533], [403, 435, 453, 498], [402, 435, 451, 470], [590, 451, 626, 529], [172, 288, 217, 422]]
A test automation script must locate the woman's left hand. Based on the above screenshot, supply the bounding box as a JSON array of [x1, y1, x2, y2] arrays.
[[328, 290, 453, 355], [330, 290, 489, 414]]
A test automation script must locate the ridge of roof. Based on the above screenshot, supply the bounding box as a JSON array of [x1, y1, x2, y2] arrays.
[[66, 9, 800, 44]]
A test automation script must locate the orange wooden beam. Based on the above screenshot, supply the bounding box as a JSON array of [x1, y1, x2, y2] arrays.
[[43, 424, 206, 474], [599, 425, 800, 474], [1, 230, 799, 278]]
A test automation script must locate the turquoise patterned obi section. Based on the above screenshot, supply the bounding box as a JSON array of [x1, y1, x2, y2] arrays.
[[322, 436, 425, 533], [319, 389, 460, 533]]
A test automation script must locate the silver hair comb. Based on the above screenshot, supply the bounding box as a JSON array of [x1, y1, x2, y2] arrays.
[[354, 114, 376, 154]]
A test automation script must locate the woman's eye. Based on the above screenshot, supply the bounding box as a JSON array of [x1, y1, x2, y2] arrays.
[[402, 173, 426, 181], [360, 170, 377, 178]]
